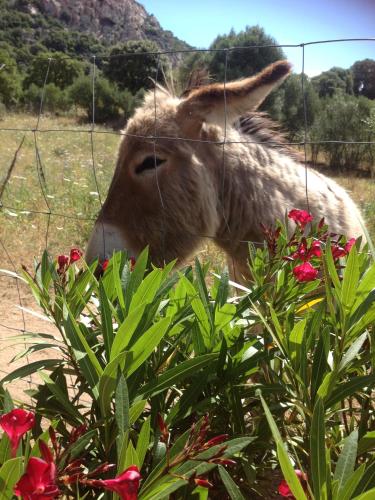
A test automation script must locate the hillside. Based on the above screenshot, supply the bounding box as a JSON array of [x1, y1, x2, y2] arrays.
[[0, 0, 190, 63]]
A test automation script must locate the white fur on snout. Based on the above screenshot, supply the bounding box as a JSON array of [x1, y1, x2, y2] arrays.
[[85, 222, 136, 263]]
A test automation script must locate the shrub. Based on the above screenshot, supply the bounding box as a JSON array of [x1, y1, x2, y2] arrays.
[[310, 93, 375, 170], [1, 212, 375, 498], [22, 82, 72, 114]]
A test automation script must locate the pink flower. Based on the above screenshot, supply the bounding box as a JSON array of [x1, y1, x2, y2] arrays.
[[288, 209, 314, 230], [0, 409, 35, 457], [91, 465, 141, 500], [278, 469, 307, 498], [293, 262, 319, 282], [14, 456, 60, 500], [69, 248, 82, 263]]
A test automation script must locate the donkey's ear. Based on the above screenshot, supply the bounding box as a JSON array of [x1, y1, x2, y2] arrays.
[[177, 60, 291, 136]]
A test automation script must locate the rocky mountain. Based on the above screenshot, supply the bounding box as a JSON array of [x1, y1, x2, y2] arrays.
[[9, 0, 190, 54]]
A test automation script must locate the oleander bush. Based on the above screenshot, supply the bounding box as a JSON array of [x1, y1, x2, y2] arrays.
[[0, 209, 375, 499]]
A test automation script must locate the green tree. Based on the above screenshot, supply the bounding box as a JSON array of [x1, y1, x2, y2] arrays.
[[103, 40, 167, 93], [352, 58, 375, 99], [207, 25, 285, 81], [23, 52, 83, 90], [310, 93, 375, 170], [0, 47, 22, 106], [266, 73, 319, 139], [69, 74, 140, 123], [312, 67, 353, 97], [23, 83, 72, 114]]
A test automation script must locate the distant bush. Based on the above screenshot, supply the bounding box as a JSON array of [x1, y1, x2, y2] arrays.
[[310, 93, 375, 171], [68, 73, 144, 123], [22, 83, 72, 114], [23, 51, 84, 90], [104, 40, 167, 93], [0, 47, 22, 107]]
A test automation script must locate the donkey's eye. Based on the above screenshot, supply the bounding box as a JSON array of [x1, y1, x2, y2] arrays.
[[135, 156, 166, 175]]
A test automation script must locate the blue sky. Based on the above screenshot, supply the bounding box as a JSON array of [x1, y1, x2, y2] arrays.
[[142, 0, 375, 75]]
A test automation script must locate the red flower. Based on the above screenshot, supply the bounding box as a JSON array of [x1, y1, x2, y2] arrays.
[[345, 238, 356, 253], [92, 465, 141, 500], [101, 259, 109, 271], [293, 262, 319, 282], [14, 456, 60, 500], [288, 209, 314, 230], [331, 238, 355, 260], [194, 478, 213, 488], [130, 256, 136, 271], [57, 255, 69, 275], [278, 469, 307, 498], [69, 248, 82, 263], [291, 239, 322, 262], [204, 434, 229, 448], [0, 409, 35, 457]]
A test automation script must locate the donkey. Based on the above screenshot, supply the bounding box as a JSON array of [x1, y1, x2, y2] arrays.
[[86, 60, 365, 280]]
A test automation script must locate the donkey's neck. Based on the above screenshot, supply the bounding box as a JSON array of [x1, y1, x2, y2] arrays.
[[211, 126, 305, 255]]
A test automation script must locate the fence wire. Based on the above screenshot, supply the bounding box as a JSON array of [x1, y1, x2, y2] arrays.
[[0, 39, 374, 392]]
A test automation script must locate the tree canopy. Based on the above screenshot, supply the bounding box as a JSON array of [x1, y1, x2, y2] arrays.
[[352, 59, 375, 99]]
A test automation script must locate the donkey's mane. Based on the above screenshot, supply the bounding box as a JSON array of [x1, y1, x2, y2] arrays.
[[236, 112, 303, 161]]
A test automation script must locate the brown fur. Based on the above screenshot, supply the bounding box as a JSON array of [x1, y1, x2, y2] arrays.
[[86, 61, 365, 282]]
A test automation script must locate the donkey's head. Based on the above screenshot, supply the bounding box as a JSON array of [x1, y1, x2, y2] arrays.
[[85, 60, 291, 265]]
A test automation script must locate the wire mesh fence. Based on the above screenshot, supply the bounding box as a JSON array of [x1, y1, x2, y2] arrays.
[[0, 38, 374, 393]]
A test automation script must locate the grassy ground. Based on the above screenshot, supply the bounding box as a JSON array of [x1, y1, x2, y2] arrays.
[[0, 113, 374, 271]]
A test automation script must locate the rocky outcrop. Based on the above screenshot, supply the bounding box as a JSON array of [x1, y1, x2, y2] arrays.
[[26, 0, 190, 52]]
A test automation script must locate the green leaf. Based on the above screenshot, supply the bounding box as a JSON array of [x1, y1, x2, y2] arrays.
[[125, 317, 171, 378], [110, 304, 146, 359], [317, 371, 337, 401], [311, 332, 329, 400], [218, 465, 246, 500], [64, 306, 103, 393], [99, 280, 114, 356], [124, 247, 149, 311], [354, 461, 375, 497], [115, 373, 130, 433], [339, 464, 366, 500], [129, 268, 162, 313], [38, 371, 83, 424], [288, 318, 306, 369], [341, 245, 359, 314], [258, 392, 307, 500], [339, 332, 367, 371], [352, 261, 375, 312], [0, 359, 61, 384], [69, 430, 97, 459], [353, 486, 375, 500], [129, 400, 147, 425], [124, 439, 139, 469], [98, 351, 131, 418], [0, 457, 23, 497], [137, 353, 219, 399], [325, 243, 341, 292], [334, 430, 358, 495], [136, 417, 150, 468], [358, 431, 375, 455], [325, 374, 375, 408], [310, 397, 327, 500]]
